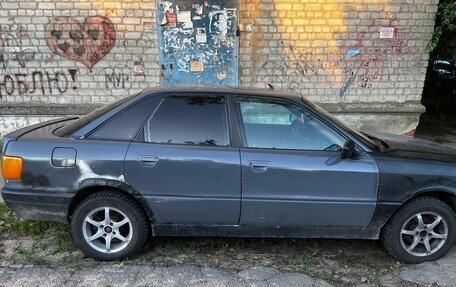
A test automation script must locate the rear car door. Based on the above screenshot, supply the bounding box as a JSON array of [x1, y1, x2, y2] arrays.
[[125, 93, 241, 225], [235, 96, 379, 227]]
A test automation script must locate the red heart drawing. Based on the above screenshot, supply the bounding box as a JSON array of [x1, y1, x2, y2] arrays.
[[46, 16, 116, 69]]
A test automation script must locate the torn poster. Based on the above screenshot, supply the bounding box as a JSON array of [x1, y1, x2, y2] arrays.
[[177, 10, 191, 23], [161, 12, 177, 27], [190, 61, 204, 72], [209, 10, 227, 34], [133, 59, 145, 76], [193, 4, 203, 15], [160, 1, 174, 13], [196, 28, 207, 43], [346, 48, 361, 57], [182, 22, 194, 32], [226, 9, 237, 33], [143, 22, 153, 31]]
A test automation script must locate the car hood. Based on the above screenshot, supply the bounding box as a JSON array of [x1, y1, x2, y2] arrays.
[[367, 132, 456, 162]]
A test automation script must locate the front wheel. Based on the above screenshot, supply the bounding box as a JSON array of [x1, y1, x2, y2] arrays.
[[382, 196, 456, 263], [71, 191, 149, 261]]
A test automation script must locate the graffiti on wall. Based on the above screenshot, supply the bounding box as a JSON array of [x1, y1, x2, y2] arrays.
[[0, 69, 76, 98], [255, 44, 323, 92], [0, 24, 42, 69], [338, 49, 364, 97], [45, 16, 116, 69], [158, 0, 239, 86]]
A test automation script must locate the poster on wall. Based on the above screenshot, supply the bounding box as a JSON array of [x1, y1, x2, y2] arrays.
[[133, 59, 145, 76], [196, 28, 207, 43], [157, 0, 239, 86], [380, 27, 395, 39]]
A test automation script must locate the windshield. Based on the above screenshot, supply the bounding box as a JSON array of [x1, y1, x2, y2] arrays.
[[54, 95, 136, 137], [301, 97, 379, 150]]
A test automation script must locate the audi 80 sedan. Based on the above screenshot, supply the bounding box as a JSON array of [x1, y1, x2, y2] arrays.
[[2, 86, 456, 263]]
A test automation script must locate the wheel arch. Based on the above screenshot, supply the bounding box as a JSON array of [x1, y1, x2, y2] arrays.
[[403, 188, 456, 215], [68, 179, 155, 225], [380, 188, 456, 230]]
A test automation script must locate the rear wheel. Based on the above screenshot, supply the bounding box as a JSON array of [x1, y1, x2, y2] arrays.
[[382, 196, 456, 263], [71, 191, 149, 261]]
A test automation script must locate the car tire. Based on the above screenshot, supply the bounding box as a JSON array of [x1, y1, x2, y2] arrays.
[[71, 191, 149, 261], [381, 196, 456, 264]]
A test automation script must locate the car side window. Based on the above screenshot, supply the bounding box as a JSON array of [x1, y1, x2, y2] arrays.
[[144, 95, 229, 147], [237, 97, 346, 151], [89, 96, 160, 141]]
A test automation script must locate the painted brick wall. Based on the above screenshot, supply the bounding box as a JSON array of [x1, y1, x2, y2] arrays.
[[0, 0, 439, 138]]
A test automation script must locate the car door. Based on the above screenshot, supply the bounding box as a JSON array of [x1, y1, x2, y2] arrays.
[[235, 96, 379, 227], [124, 93, 241, 225]]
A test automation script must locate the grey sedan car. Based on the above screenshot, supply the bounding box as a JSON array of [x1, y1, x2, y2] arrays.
[[2, 86, 456, 263]]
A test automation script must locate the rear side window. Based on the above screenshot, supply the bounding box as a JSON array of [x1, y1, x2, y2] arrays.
[[144, 95, 229, 147], [89, 96, 160, 141], [54, 94, 137, 137]]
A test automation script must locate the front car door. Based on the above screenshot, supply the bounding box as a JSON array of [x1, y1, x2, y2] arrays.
[[125, 93, 241, 225], [235, 96, 379, 227]]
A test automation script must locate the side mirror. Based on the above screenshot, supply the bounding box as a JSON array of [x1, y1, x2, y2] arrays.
[[340, 139, 357, 160]]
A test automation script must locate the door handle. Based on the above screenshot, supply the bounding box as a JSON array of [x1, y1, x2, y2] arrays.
[[139, 156, 159, 167], [249, 161, 269, 173]]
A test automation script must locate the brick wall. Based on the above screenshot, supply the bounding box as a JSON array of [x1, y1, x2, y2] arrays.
[[239, 0, 437, 104], [0, 0, 439, 138]]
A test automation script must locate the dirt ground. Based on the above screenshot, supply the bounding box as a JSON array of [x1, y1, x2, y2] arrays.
[[0, 210, 410, 287]]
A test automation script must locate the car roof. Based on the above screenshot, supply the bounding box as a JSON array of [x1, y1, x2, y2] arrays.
[[139, 85, 301, 99]]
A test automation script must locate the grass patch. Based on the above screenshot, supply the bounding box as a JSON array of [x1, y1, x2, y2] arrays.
[[0, 203, 69, 237], [360, 261, 403, 285], [16, 246, 48, 265], [275, 253, 316, 277], [52, 233, 76, 253]]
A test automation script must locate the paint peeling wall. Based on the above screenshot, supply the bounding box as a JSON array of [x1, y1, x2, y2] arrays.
[[0, 0, 438, 139]]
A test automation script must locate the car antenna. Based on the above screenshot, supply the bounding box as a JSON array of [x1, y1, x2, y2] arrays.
[[268, 83, 274, 89]]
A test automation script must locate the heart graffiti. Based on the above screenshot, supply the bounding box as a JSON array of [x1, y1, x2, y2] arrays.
[[45, 16, 116, 69]]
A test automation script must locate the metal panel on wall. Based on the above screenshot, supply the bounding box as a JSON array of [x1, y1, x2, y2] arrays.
[[157, 0, 239, 86]]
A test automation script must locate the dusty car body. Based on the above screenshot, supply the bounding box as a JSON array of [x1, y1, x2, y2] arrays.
[[2, 86, 456, 262]]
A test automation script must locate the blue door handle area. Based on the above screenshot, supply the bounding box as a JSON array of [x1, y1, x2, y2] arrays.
[[139, 156, 159, 167], [249, 161, 269, 173]]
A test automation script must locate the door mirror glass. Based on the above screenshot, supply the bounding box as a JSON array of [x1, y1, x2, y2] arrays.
[[340, 139, 357, 159]]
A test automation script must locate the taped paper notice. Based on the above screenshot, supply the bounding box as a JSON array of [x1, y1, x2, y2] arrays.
[[133, 59, 145, 76], [380, 27, 394, 39], [177, 11, 191, 23], [190, 61, 204, 72], [196, 28, 207, 43]]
